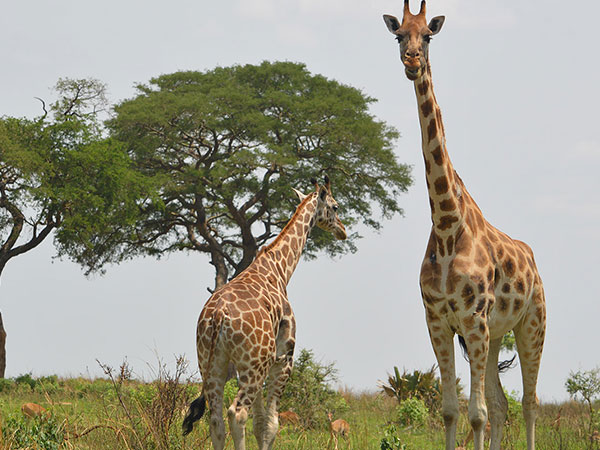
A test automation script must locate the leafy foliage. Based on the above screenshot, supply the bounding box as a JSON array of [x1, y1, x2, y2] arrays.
[[0, 78, 148, 278], [565, 367, 600, 447], [1, 413, 66, 450], [501, 331, 516, 352], [280, 348, 347, 429], [380, 365, 462, 413], [67, 61, 413, 289], [380, 424, 408, 450], [396, 397, 429, 428]]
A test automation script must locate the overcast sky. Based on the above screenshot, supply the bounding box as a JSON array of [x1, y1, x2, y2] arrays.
[[1, 0, 599, 403]]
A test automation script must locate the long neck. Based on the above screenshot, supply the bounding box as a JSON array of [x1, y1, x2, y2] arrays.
[[254, 193, 318, 286], [414, 63, 468, 237]]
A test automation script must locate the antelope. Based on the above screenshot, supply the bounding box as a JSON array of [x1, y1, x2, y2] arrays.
[[327, 411, 349, 449], [278, 410, 300, 428], [21, 402, 48, 418]]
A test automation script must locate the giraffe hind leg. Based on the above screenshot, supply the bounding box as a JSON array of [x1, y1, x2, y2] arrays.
[[261, 354, 294, 450], [485, 337, 507, 450], [203, 352, 230, 450], [228, 369, 268, 450], [514, 290, 546, 450]]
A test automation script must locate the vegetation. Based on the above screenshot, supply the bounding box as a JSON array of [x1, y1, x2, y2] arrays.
[[279, 349, 347, 430], [0, 78, 145, 377], [62, 61, 412, 290], [565, 367, 600, 448], [1, 357, 599, 449], [379, 365, 462, 413]]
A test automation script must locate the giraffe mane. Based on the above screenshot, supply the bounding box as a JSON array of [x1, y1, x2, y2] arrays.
[[260, 191, 317, 254]]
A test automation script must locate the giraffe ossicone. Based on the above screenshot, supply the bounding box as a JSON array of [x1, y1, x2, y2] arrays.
[[183, 176, 346, 450], [383, 3, 546, 450]]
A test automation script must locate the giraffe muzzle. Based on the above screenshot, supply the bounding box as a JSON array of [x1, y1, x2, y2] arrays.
[[334, 220, 347, 240], [403, 58, 422, 80]]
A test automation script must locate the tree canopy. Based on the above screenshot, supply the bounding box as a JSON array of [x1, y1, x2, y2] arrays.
[[61, 61, 412, 289], [0, 78, 145, 376]]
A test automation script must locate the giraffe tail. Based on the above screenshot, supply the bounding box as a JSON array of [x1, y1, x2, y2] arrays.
[[182, 309, 225, 436], [182, 392, 206, 435], [457, 335, 517, 373]]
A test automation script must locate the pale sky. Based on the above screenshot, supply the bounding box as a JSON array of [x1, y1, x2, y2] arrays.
[[1, 0, 599, 403]]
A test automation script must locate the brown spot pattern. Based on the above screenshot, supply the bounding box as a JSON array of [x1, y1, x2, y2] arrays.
[[421, 98, 434, 118]]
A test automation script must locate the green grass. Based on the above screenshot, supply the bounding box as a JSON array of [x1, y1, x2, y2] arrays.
[[0, 375, 597, 449]]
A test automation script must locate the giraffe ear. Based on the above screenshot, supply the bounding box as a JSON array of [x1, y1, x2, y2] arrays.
[[319, 186, 328, 201], [428, 16, 445, 35], [292, 188, 307, 201], [383, 15, 401, 34]]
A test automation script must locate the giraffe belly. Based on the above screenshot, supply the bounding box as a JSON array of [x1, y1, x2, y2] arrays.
[[487, 289, 531, 340]]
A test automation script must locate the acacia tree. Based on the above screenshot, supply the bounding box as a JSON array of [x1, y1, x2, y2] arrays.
[[60, 61, 413, 290], [0, 78, 143, 377]]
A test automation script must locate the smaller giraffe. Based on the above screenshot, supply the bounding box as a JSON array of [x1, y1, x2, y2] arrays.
[[182, 176, 346, 450]]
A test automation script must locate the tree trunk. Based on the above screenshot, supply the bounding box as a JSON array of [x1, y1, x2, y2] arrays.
[[0, 311, 6, 378], [212, 252, 229, 291]]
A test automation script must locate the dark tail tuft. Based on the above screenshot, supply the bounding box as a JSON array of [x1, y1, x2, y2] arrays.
[[457, 335, 470, 363], [182, 394, 207, 436], [458, 335, 517, 372], [498, 354, 518, 373]]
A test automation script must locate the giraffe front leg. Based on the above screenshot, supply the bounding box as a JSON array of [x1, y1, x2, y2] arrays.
[[462, 314, 490, 450], [426, 318, 459, 450]]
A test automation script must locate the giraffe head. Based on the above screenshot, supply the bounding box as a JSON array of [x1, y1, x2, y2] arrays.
[[293, 176, 347, 240], [383, 0, 445, 81]]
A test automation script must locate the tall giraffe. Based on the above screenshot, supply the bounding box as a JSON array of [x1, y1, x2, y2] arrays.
[[383, 2, 546, 450], [182, 177, 346, 450]]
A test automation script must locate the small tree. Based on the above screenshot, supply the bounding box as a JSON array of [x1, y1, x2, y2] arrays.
[[566, 368, 600, 448], [280, 349, 347, 429]]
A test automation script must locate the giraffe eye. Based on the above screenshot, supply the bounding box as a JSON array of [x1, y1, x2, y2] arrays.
[[395, 34, 406, 43], [333, 205, 338, 212], [423, 35, 432, 43]]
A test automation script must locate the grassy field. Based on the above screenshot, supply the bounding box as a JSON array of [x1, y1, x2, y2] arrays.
[[0, 370, 597, 449]]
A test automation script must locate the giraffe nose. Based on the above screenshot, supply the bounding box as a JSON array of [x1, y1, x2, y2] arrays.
[[405, 49, 420, 59]]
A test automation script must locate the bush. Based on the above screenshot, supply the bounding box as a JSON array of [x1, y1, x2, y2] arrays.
[[280, 349, 348, 429], [380, 365, 462, 412], [1, 414, 65, 450], [397, 397, 428, 428], [14, 373, 37, 390], [223, 378, 239, 407], [380, 424, 408, 450], [0, 377, 14, 392]]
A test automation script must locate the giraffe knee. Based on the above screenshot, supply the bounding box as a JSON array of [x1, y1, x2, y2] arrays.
[[228, 404, 248, 425], [442, 407, 459, 428]]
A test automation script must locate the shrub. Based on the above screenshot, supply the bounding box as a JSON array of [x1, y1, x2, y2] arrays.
[[280, 349, 348, 429], [14, 373, 37, 390], [397, 397, 429, 428], [1, 413, 65, 450], [223, 378, 239, 406], [35, 375, 60, 394], [380, 424, 408, 450], [380, 365, 462, 412], [0, 377, 14, 392]]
